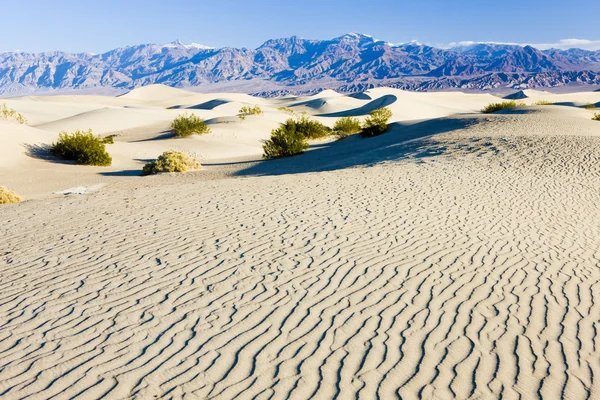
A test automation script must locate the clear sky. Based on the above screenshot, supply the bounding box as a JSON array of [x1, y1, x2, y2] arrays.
[[2, 0, 600, 53]]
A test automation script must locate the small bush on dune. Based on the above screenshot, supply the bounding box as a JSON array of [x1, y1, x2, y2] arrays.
[[333, 116, 361, 139], [143, 151, 202, 175], [593, 113, 600, 121], [0, 103, 27, 124], [263, 120, 310, 159], [481, 101, 524, 113], [171, 113, 210, 137], [361, 107, 393, 138], [238, 105, 263, 120], [584, 104, 597, 110], [277, 106, 295, 115], [50, 129, 112, 166], [0, 186, 23, 204], [534, 100, 554, 106]]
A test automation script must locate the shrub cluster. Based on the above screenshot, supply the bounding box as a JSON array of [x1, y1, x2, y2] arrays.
[[533, 100, 554, 106], [361, 107, 393, 138], [0, 186, 23, 204], [584, 104, 597, 110], [50, 129, 112, 166], [333, 116, 361, 139], [143, 151, 202, 175], [481, 101, 524, 113], [0, 103, 27, 124], [238, 105, 264, 120], [263, 119, 310, 158], [593, 113, 600, 121], [171, 113, 210, 137]]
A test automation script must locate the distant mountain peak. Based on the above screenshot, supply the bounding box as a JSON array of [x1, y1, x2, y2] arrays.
[[162, 40, 213, 50]]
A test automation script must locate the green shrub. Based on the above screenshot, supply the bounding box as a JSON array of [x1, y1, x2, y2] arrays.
[[584, 104, 597, 110], [0, 186, 23, 204], [294, 115, 331, 139], [263, 120, 310, 158], [143, 151, 202, 175], [50, 129, 112, 166], [101, 135, 116, 144], [171, 113, 210, 137], [481, 101, 524, 113], [333, 116, 361, 138], [0, 103, 27, 124], [593, 113, 600, 121], [361, 107, 393, 138], [533, 100, 554, 106], [238, 105, 264, 120]]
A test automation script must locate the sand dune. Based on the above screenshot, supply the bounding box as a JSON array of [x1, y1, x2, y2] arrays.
[[2, 86, 600, 399]]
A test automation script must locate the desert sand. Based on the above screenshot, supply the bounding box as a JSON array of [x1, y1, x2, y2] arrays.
[[1, 85, 600, 399]]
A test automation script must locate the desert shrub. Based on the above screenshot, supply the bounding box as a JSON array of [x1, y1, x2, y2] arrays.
[[361, 107, 393, 138], [0, 103, 27, 124], [533, 100, 554, 106], [238, 105, 263, 120], [481, 101, 524, 113], [333, 116, 361, 138], [50, 129, 112, 166], [171, 113, 210, 137], [277, 106, 295, 115], [294, 115, 331, 139], [101, 135, 116, 144], [263, 120, 310, 158], [593, 113, 600, 121], [0, 186, 23, 204], [143, 151, 202, 175], [584, 103, 597, 110]]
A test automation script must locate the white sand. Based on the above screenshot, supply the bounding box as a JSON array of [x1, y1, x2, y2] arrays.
[[1, 86, 600, 399]]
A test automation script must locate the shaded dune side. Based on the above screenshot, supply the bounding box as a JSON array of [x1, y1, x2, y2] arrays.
[[1, 107, 600, 399]]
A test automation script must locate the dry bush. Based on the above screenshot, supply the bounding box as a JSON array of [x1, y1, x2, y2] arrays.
[[238, 105, 264, 120], [143, 151, 202, 175], [0, 103, 27, 124], [481, 101, 524, 113], [0, 186, 23, 204]]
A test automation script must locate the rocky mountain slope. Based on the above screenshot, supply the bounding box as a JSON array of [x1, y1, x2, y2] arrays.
[[1, 33, 600, 96]]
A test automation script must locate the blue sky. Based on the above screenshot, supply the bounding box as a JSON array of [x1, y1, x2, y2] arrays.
[[2, 0, 600, 53]]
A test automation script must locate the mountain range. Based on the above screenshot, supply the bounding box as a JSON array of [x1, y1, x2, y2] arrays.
[[2, 33, 600, 97]]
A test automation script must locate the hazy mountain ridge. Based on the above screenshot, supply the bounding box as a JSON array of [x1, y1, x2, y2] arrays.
[[1, 33, 600, 96]]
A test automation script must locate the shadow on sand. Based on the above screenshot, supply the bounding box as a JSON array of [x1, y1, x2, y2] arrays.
[[225, 115, 480, 178]]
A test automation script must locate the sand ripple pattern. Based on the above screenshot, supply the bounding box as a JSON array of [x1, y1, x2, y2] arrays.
[[2, 111, 600, 399]]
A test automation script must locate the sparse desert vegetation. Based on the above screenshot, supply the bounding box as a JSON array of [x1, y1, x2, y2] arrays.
[[0, 103, 27, 124], [277, 106, 295, 115], [50, 129, 113, 166], [238, 105, 263, 120], [333, 116, 361, 138], [584, 103, 597, 110], [294, 115, 331, 139], [171, 113, 210, 137], [143, 151, 202, 175], [481, 101, 524, 113], [263, 119, 310, 158], [593, 113, 600, 121], [0, 186, 23, 204], [361, 107, 393, 138], [534, 100, 554, 106]]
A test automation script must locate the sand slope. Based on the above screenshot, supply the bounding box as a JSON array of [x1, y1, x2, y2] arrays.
[[1, 87, 600, 399]]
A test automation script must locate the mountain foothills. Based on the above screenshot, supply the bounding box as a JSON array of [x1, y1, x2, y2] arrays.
[[2, 33, 600, 96]]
